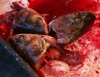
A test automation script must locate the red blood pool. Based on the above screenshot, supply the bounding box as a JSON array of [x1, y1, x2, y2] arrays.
[[1, 0, 100, 77]]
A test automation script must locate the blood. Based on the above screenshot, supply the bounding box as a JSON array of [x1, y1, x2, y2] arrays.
[[95, 70, 99, 74], [94, 57, 98, 61], [28, 0, 99, 23], [0, 0, 100, 77], [0, 21, 10, 41], [28, 1, 100, 76], [0, 0, 99, 40], [35, 70, 45, 77]]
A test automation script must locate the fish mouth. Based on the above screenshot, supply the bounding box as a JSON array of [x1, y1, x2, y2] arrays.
[[78, 11, 96, 24], [84, 11, 96, 21]]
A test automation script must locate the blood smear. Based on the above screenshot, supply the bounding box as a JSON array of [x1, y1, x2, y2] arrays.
[[0, 0, 100, 77], [28, 0, 100, 77]]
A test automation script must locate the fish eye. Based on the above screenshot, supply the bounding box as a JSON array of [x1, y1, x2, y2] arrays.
[[36, 17, 43, 21], [18, 35, 25, 42], [36, 17, 43, 23]]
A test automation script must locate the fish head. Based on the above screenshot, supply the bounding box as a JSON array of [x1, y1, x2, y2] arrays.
[[13, 8, 49, 34], [8, 34, 46, 56], [49, 11, 96, 44], [8, 34, 53, 63]]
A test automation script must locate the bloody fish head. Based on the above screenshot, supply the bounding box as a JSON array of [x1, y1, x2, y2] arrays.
[[49, 11, 96, 45], [2, 2, 48, 35], [8, 34, 50, 65], [13, 8, 48, 34]]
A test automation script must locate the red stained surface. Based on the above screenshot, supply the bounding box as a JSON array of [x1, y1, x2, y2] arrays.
[[0, 0, 100, 77], [36, 70, 45, 77], [28, 0, 100, 23], [28, 0, 100, 77], [0, 14, 10, 41]]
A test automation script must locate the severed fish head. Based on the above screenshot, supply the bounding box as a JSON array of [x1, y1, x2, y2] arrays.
[[12, 4, 48, 34], [8, 34, 51, 63], [8, 34, 57, 66], [3, 2, 48, 35], [49, 11, 96, 45]]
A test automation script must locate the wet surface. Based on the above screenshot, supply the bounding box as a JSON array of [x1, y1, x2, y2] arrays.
[[0, 0, 100, 77]]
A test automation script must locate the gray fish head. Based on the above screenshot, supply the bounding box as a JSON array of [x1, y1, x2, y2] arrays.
[[8, 34, 47, 66], [49, 11, 96, 45], [51, 11, 96, 33], [13, 8, 48, 35], [8, 34, 51, 58]]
